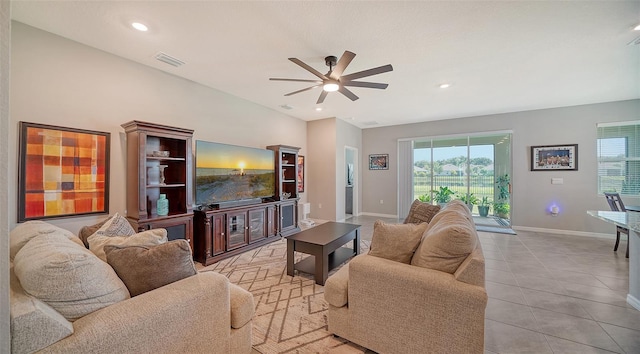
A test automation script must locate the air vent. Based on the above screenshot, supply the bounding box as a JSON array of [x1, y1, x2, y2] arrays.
[[279, 104, 294, 110], [362, 121, 378, 126], [154, 52, 185, 67], [627, 36, 640, 46]]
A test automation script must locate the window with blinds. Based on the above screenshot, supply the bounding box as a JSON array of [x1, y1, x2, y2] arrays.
[[597, 121, 640, 195]]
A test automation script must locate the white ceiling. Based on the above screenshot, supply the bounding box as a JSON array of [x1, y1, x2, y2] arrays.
[[10, 1, 640, 129]]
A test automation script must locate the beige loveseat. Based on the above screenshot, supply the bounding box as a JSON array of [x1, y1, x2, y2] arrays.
[[324, 200, 487, 354], [9, 221, 254, 354]]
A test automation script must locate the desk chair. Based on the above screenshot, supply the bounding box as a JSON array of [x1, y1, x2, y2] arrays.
[[604, 192, 629, 258]]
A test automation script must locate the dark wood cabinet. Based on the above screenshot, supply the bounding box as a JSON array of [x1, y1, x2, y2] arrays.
[[267, 145, 301, 236], [121, 121, 194, 245], [193, 202, 280, 266]]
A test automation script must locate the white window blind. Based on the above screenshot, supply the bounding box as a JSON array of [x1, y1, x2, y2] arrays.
[[597, 121, 640, 195]]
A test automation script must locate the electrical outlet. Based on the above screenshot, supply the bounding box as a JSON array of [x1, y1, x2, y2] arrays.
[[380, 199, 384, 204], [318, 203, 322, 209]]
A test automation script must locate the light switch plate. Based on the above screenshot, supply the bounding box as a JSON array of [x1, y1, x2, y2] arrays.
[[551, 178, 563, 185]]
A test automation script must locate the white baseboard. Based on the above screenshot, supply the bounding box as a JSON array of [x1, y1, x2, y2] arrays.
[[358, 212, 399, 219], [627, 294, 640, 311], [512, 225, 614, 240]]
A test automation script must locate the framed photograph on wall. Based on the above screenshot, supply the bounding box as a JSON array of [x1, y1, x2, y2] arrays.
[[531, 144, 578, 171], [18, 122, 111, 222], [297, 155, 304, 193], [369, 154, 389, 170]]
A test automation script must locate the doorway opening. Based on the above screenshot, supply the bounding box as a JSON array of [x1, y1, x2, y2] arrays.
[[345, 146, 358, 219]]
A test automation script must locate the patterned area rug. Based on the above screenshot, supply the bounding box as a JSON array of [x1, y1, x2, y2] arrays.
[[199, 238, 371, 353]]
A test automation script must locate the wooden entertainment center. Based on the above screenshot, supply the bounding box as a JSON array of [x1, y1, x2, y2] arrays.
[[192, 144, 301, 266], [121, 121, 302, 265]]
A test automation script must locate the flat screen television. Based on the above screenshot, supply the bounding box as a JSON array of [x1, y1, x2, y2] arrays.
[[195, 140, 275, 207]]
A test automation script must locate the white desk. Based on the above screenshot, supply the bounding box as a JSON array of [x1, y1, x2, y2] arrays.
[[588, 210, 640, 311]]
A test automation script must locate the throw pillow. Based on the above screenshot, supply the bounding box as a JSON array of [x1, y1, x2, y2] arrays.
[[13, 232, 130, 321], [411, 207, 478, 273], [93, 212, 136, 237], [78, 218, 110, 248], [88, 228, 167, 262], [10, 220, 85, 261], [403, 200, 441, 224], [104, 239, 197, 297], [368, 220, 429, 264]]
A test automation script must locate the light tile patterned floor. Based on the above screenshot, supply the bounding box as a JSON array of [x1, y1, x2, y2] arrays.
[[346, 215, 640, 354]]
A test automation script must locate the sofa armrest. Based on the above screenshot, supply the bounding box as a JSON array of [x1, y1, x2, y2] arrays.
[[348, 254, 487, 354], [40, 272, 234, 354]]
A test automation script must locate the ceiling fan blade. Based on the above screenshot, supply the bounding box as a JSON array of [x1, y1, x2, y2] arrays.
[[284, 85, 321, 96], [329, 51, 356, 80], [342, 81, 389, 89], [340, 64, 393, 81], [338, 86, 359, 101], [317, 90, 328, 104], [270, 78, 323, 83], [289, 58, 329, 80]]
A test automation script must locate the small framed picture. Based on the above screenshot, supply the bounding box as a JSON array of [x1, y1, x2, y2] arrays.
[[369, 154, 389, 170], [297, 155, 304, 193], [531, 144, 578, 171]]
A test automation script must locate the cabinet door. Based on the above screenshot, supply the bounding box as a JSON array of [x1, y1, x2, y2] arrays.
[[280, 200, 298, 235], [140, 214, 193, 248], [248, 208, 266, 243], [212, 214, 226, 255], [227, 211, 247, 250], [267, 205, 277, 237]]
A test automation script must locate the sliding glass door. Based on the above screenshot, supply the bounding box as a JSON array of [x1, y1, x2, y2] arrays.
[[412, 132, 512, 228]]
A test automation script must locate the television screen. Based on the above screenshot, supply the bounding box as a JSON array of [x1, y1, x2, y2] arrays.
[[195, 140, 275, 206]]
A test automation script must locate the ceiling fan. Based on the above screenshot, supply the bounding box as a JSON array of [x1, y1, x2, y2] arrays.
[[270, 50, 393, 104]]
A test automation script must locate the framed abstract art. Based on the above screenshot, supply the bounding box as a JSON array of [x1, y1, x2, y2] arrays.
[[18, 122, 110, 221]]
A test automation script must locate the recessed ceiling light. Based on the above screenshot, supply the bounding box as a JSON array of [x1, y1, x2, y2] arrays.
[[439, 83, 451, 89], [315, 107, 322, 111], [132, 22, 148, 32]]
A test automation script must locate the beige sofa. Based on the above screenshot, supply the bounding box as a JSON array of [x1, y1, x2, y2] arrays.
[[9, 221, 254, 354], [324, 201, 487, 354]]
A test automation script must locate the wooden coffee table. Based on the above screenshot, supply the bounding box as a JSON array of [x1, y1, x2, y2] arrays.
[[286, 222, 361, 285]]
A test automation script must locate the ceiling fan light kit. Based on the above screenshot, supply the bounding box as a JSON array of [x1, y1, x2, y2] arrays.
[[270, 50, 393, 104], [323, 81, 339, 92]]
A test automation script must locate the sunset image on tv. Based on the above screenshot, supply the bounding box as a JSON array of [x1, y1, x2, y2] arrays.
[[195, 141, 275, 206]]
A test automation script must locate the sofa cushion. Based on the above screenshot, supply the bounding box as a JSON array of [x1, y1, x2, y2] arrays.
[[411, 205, 478, 274], [369, 220, 429, 264], [10, 220, 84, 260], [104, 239, 197, 296], [10, 262, 74, 354], [403, 199, 441, 224], [229, 284, 255, 329], [13, 232, 130, 321], [88, 228, 167, 262], [324, 262, 350, 308]]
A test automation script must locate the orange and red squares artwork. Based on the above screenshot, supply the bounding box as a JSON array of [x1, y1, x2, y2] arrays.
[[18, 122, 110, 221]]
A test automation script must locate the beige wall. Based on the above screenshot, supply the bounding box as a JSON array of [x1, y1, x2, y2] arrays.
[[362, 100, 640, 234], [9, 22, 307, 234], [307, 118, 337, 220], [1, 2, 11, 351]]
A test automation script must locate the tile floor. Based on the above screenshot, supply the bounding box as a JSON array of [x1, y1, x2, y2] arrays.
[[344, 215, 640, 354]]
